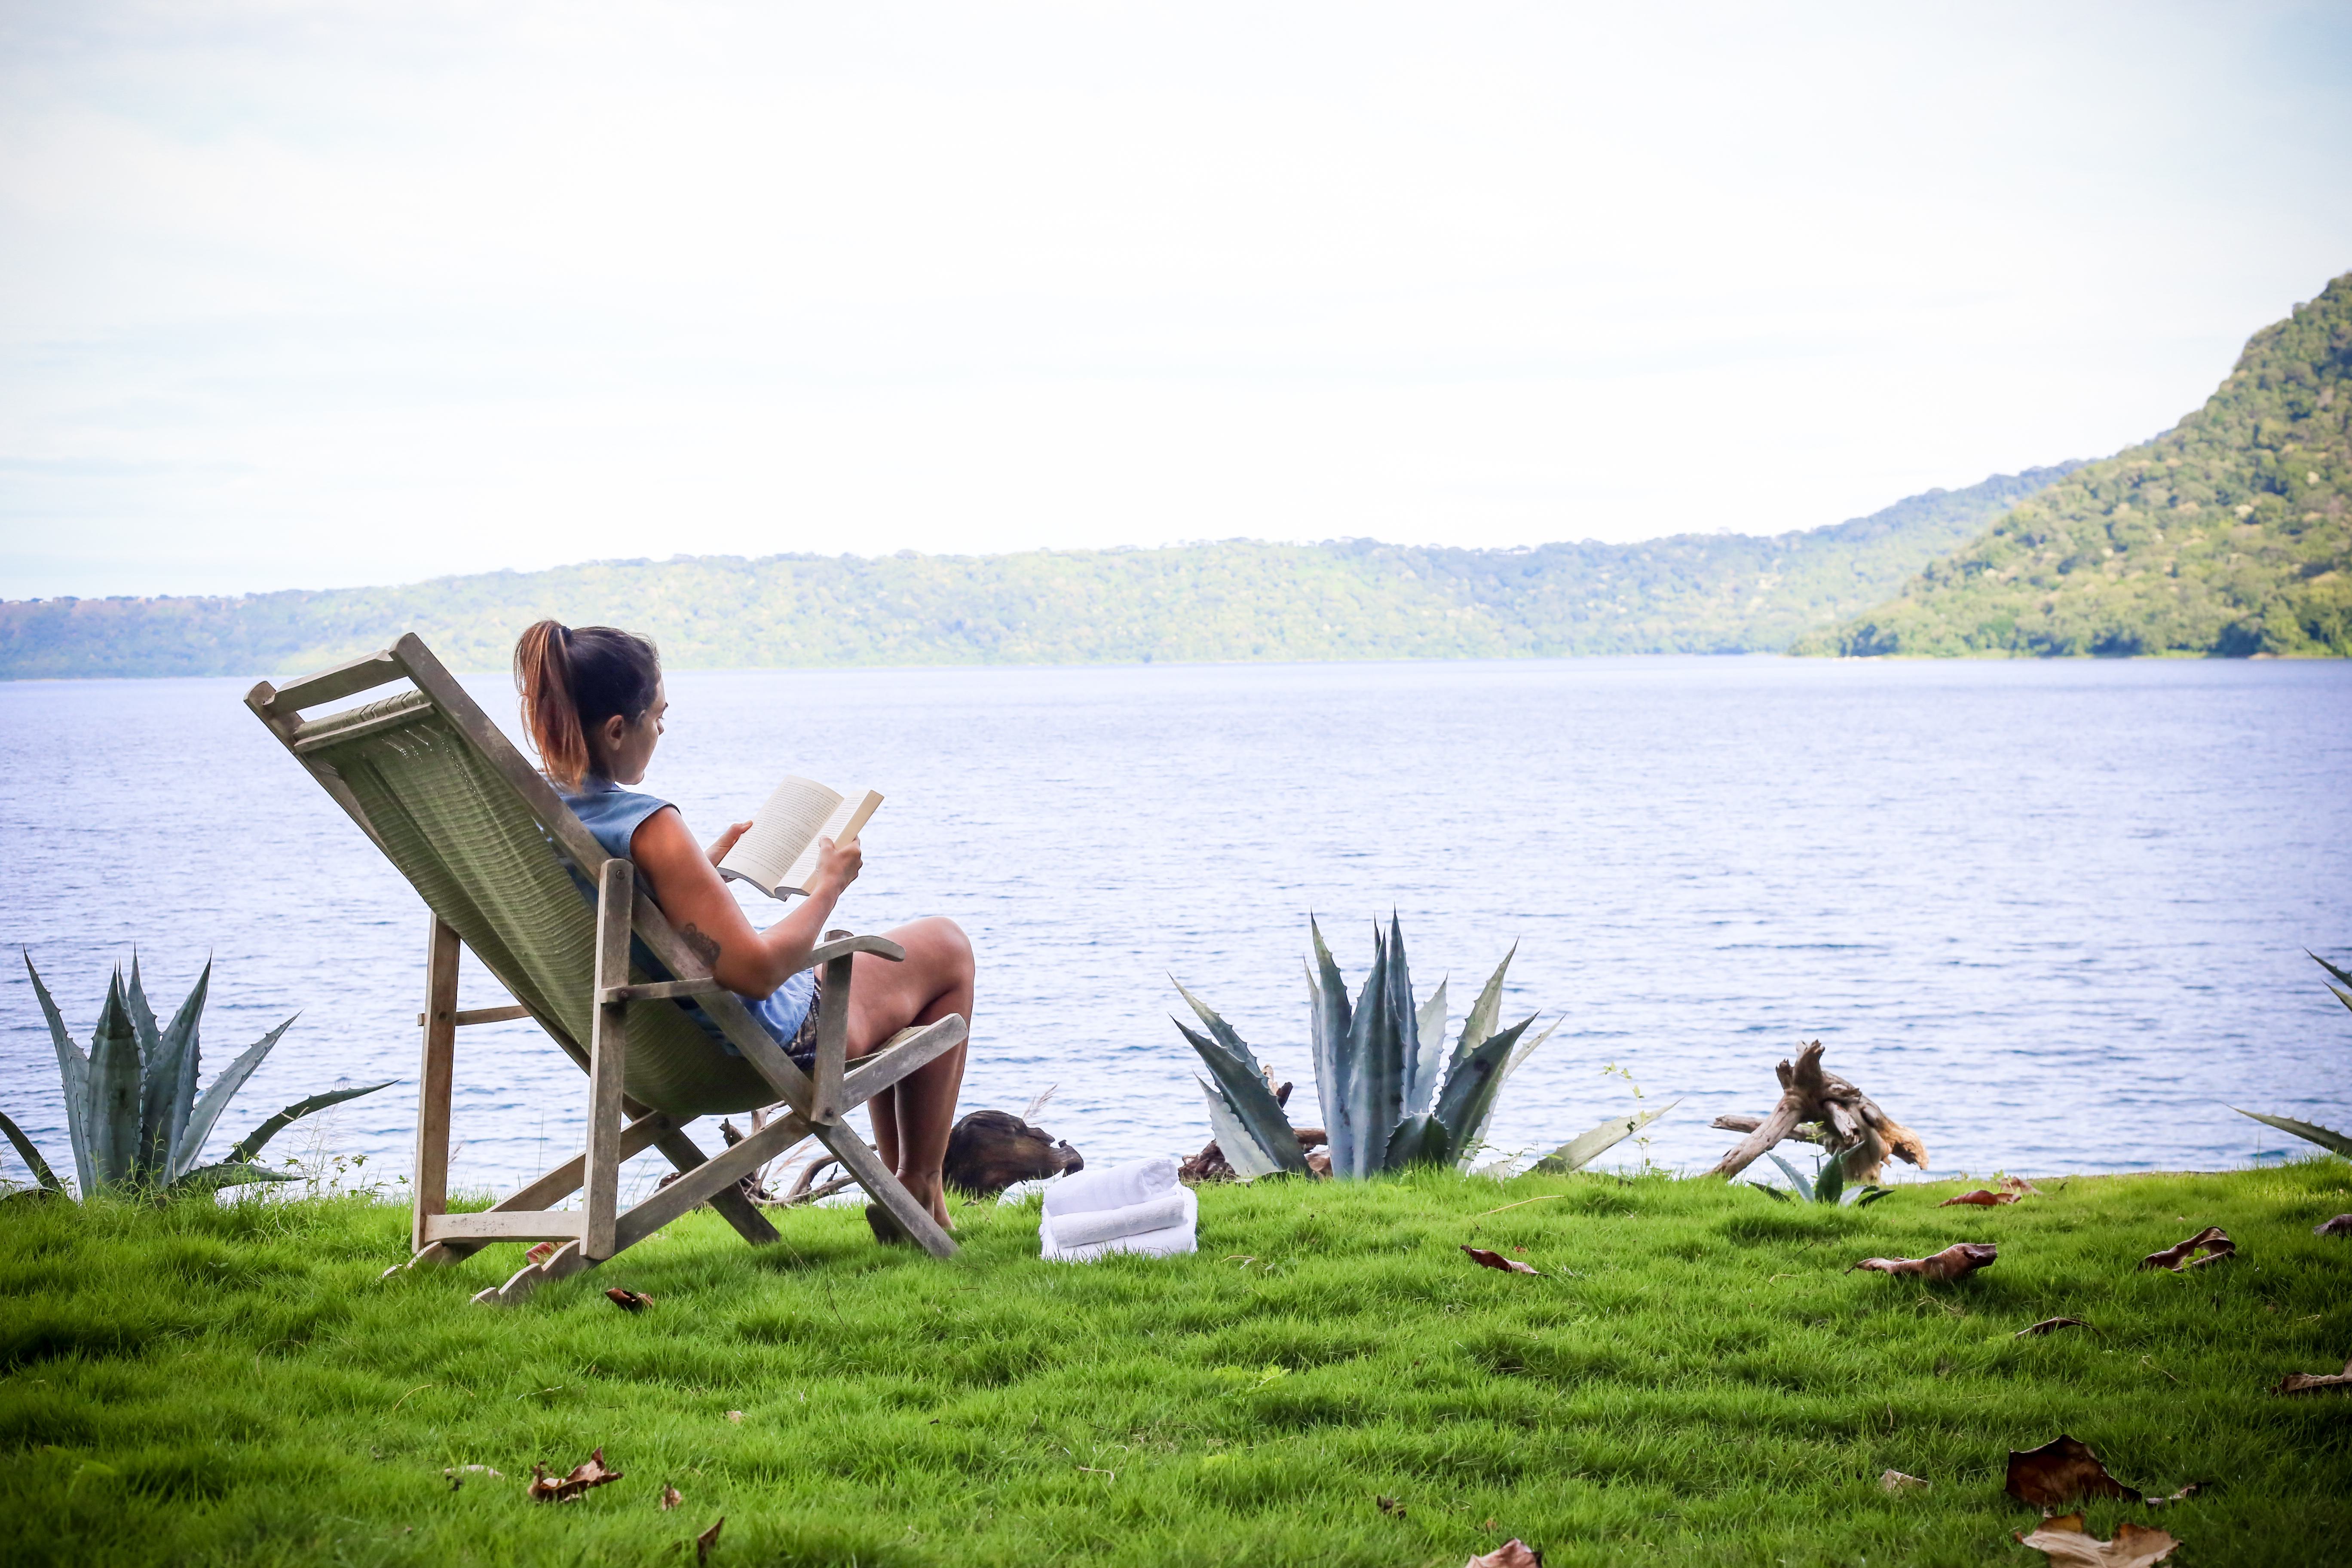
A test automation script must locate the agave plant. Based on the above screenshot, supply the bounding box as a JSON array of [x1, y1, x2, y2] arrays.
[[1748, 1149, 1891, 1207], [1173, 914, 1665, 1179], [0, 952, 392, 1199], [2230, 950, 2352, 1159]]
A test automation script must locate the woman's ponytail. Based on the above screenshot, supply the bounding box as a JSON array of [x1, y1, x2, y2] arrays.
[[513, 619, 662, 789]]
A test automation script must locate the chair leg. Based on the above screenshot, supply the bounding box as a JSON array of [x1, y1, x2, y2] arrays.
[[821, 1125, 958, 1258], [582, 858, 632, 1261], [411, 916, 460, 1257]]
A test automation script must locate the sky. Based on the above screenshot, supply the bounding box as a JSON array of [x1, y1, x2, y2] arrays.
[[2, 2, 2350, 599]]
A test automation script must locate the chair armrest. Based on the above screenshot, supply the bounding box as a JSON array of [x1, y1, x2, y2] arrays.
[[806, 932, 905, 968]]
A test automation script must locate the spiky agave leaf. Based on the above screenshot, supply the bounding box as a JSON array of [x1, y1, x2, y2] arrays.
[[172, 1014, 298, 1183], [2312, 950, 2352, 1014], [1445, 943, 1517, 1095], [153, 964, 210, 1185], [22, 954, 95, 1196], [1383, 1112, 1451, 1169], [86, 969, 144, 1190], [1811, 1147, 1846, 1205], [1340, 928, 1403, 1178], [1455, 1015, 1562, 1165], [1170, 981, 1308, 1176], [1531, 1099, 1679, 1174], [169, 1161, 299, 1195], [0, 1109, 65, 1193], [1382, 915, 1422, 1140], [215, 1080, 396, 1171], [2232, 1108, 2352, 1159], [1850, 1186, 1893, 1207], [1306, 918, 1354, 1176], [1197, 1079, 1288, 1180], [1767, 1150, 1816, 1203], [1407, 977, 1449, 1118], [1429, 1013, 1536, 1167]]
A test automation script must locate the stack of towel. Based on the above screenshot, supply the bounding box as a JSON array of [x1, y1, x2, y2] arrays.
[[1038, 1156, 1197, 1262]]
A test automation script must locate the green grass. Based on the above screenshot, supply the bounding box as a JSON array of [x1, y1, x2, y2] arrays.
[[3, 1163, 2350, 1567]]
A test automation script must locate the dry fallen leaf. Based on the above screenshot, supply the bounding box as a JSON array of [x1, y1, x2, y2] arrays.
[[1850, 1243, 1997, 1280], [443, 1464, 502, 1491], [1939, 1189, 2018, 1207], [2014, 1512, 2178, 1568], [1377, 1495, 1406, 1517], [1880, 1469, 1929, 1493], [1461, 1245, 1539, 1276], [1464, 1540, 1543, 1568], [2315, 1214, 2352, 1237], [525, 1241, 558, 1266], [2004, 1436, 2137, 1508], [2275, 1358, 2352, 1395], [1999, 1175, 2044, 1197], [2017, 1316, 2090, 1338], [659, 1483, 683, 1511], [526, 1447, 623, 1504], [696, 1516, 724, 1565], [724, 1411, 745, 1423], [606, 1287, 653, 1313], [2139, 1226, 2234, 1272]]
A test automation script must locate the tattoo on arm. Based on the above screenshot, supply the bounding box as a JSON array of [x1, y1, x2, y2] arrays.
[[680, 922, 722, 966]]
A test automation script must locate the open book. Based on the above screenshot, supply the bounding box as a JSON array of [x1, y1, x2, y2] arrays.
[[716, 775, 883, 900]]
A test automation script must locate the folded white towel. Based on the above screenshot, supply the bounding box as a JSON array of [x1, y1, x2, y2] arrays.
[[1041, 1185, 1197, 1262], [1040, 1156, 1178, 1219], [1047, 1187, 1191, 1249]]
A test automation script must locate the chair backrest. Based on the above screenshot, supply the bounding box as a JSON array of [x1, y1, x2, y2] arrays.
[[247, 637, 777, 1117]]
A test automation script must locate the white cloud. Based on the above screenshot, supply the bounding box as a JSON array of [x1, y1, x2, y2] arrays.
[[2, 0, 2349, 594]]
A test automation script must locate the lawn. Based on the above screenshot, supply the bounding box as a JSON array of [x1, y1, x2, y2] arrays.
[[3, 1161, 2349, 1567]]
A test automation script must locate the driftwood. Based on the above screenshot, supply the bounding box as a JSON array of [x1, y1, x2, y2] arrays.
[[943, 1109, 1084, 1198], [1180, 1082, 1332, 1182], [1708, 1040, 1927, 1184]]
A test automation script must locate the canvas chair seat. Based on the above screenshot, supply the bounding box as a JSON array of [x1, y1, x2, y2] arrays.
[[246, 634, 965, 1303], [311, 690, 774, 1117]]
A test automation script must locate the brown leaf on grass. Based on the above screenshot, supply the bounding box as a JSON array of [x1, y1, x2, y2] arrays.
[[659, 1483, 683, 1511], [2139, 1227, 2234, 1272], [1880, 1469, 1929, 1492], [2004, 1436, 2137, 1508], [1464, 1540, 1543, 1568], [1849, 1243, 1997, 1280], [723, 1410, 745, 1423], [2315, 1214, 2352, 1237], [606, 1287, 653, 1313], [1939, 1189, 2018, 1207], [525, 1241, 558, 1266], [2017, 1316, 2090, 1338], [1377, 1495, 1406, 1517], [1461, 1245, 1539, 1276], [525, 1447, 623, 1503], [2000, 1174, 2044, 1197], [2013, 1513, 2178, 1568], [695, 1516, 724, 1565], [2275, 1359, 2352, 1395]]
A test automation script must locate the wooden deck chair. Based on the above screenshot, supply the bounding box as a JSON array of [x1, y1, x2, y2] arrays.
[[245, 633, 965, 1303]]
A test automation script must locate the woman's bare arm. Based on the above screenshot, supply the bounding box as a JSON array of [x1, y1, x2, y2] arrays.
[[625, 805, 862, 997]]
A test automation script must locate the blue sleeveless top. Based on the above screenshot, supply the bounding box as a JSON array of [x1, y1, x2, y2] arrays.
[[558, 775, 816, 1047]]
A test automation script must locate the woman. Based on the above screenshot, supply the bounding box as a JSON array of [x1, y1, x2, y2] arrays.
[[513, 620, 973, 1239]]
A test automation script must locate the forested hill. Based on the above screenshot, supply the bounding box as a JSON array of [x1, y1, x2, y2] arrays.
[[1798, 274, 2352, 657], [0, 468, 2071, 680]]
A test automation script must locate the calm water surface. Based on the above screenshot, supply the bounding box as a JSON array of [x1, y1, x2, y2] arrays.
[[3, 657, 2349, 1198]]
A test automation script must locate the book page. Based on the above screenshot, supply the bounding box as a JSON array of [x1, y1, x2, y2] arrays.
[[717, 775, 843, 898], [778, 788, 883, 896]]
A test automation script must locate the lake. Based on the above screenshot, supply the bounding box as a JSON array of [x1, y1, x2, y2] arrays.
[[3, 655, 2349, 1203]]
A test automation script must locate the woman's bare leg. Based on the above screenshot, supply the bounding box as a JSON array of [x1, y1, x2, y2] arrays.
[[845, 916, 973, 1228]]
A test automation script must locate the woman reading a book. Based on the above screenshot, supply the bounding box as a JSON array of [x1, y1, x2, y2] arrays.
[[513, 619, 974, 1239]]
